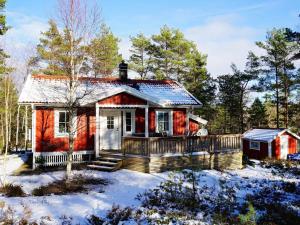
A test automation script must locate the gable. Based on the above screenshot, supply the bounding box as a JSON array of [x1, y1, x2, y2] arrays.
[[98, 92, 147, 105]]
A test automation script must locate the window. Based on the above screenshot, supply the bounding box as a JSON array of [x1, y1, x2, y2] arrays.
[[250, 141, 260, 150], [125, 112, 132, 132], [107, 116, 114, 129], [58, 111, 69, 134], [123, 110, 135, 135], [156, 111, 172, 135], [54, 109, 77, 137]]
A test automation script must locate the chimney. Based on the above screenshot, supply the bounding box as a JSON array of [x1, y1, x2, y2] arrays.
[[119, 60, 128, 81]]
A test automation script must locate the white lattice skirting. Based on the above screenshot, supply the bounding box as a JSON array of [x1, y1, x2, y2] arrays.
[[34, 151, 94, 167]]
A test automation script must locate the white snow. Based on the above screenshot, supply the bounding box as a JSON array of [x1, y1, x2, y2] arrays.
[[0, 162, 299, 224], [243, 128, 285, 142], [18, 75, 200, 106], [0, 153, 28, 176]]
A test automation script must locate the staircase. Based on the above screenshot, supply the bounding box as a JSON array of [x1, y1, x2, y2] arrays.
[[87, 152, 124, 172]]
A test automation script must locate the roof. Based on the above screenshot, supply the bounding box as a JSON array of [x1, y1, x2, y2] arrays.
[[242, 128, 300, 142], [188, 113, 208, 125], [18, 74, 202, 107]]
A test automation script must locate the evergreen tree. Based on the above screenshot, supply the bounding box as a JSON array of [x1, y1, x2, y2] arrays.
[[183, 51, 216, 121], [0, 0, 9, 75], [248, 98, 268, 128], [151, 25, 196, 80], [256, 28, 298, 128], [129, 33, 152, 79], [88, 24, 121, 77], [35, 20, 72, 75]]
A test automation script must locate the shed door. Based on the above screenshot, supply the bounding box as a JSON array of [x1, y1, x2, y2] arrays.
[[280, 135, 288, 159]]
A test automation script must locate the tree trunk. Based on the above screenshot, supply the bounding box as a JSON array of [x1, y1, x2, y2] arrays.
[[15, 105, 20, 151], [275, 66, 279, 128]]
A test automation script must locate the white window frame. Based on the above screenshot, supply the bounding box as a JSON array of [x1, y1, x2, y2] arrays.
[[122, 109, 135, 136], [155, 109, 173, 136], [54, 109, 77, 138], [249, 141, 260, 150]]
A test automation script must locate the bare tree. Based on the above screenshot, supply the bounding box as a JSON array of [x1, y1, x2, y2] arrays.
[[55, 0, 101, 179]]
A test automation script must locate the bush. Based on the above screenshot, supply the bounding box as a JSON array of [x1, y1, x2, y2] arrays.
[[0, 201, 36, 224], [32, 175, 109, 196], [87, 205, 134, 225], [0, 183, 26, 197]]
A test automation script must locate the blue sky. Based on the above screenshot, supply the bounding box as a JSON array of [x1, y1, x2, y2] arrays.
[[3, 0, 300, 80]]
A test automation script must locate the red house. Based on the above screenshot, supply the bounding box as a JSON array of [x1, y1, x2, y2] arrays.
[[18, 67, 207, 168], [242, 128, 299, 160]]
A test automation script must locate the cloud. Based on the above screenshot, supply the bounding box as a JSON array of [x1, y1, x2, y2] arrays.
[[185, 15, 263, 77]]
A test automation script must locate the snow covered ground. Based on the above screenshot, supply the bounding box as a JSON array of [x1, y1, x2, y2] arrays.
[[0, 158, 299, 224]]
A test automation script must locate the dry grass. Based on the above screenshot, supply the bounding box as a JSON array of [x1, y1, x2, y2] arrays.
[[32, 174, 110, 196], [0, 183, 26, 197]]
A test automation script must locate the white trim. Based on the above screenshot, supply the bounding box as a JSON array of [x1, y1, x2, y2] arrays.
[[54, 109, 77, 138], [122, 109, 136, 136], [99, 104, 148, 108], [155, 109, 173, 136], [145, 105, 149, 137], [95, 105, 100, 157], [186, 109, 189, 132], [249, 141, 260, 150], [268, 141, 272, 157], [31, 104, 36, 169]]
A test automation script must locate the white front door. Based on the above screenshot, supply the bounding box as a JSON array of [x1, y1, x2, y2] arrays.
[[100, 110, 121, 150], [280, 135, 288, 159]]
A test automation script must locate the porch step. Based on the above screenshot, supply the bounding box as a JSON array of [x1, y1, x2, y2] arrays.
[[87, 154, 123, 172]]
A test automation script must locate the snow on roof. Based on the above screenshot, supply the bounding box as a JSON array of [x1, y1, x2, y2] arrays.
[[243, 128, 300, 142], [188, 113, 208, 125], [18, 75, 202, 107]]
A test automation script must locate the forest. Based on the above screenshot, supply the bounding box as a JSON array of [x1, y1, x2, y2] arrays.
[[0, 0, 300, 152]]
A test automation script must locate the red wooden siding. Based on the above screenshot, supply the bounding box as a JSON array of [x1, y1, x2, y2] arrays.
[[149, 108, 156, 133], [173, 109, 186, 135], [135, 108, 145, 133], [189, 120, 200, 133], [288, 135, 297, 154], [98, 92, 146, 105], [35, 107, 95, 152]]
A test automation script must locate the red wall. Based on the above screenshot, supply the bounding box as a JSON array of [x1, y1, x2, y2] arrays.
[[243, 139, 269, 160], [189, 120, 200, 133], [35, 107, 95, 152], [98, 92, 146, 105], [173, 109, 186, 135]]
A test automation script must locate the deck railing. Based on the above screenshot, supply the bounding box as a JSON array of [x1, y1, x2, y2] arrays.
[[122, 135, 241, 156]]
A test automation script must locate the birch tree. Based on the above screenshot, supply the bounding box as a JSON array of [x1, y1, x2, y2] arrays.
[[56, 0, 101, 179]]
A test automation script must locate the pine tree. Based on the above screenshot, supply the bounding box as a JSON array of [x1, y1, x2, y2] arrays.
[[129, 33, 152, 79], [151, 25, 196, 80], [88, 24, 121, 77], [248, 98, 268, 128], [256, 28, 298, 128], [183, 51, 216, 121]]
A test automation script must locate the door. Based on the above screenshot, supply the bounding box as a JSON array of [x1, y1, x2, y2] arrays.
[[280, 135, 288, 159], [100, 110, 121, 150]]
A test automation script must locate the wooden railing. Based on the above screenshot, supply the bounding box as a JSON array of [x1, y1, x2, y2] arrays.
[[122, 135, 241, 156]]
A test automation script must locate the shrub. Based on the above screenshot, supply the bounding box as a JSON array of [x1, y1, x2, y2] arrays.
[[32, 175, 109, 196], [0, 202, 36, 224], [0, 183, 26, 197]]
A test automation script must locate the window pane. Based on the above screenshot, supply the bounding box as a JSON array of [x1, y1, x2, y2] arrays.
[[107, 116, 114, 129], [157, 112, 169, 132], [59, 123, 66, 133], [125, 112, 131, 132], [59, 112, 66, 123]]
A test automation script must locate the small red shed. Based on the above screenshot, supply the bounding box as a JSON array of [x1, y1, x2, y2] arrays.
[[242, 128, 299, 160]]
